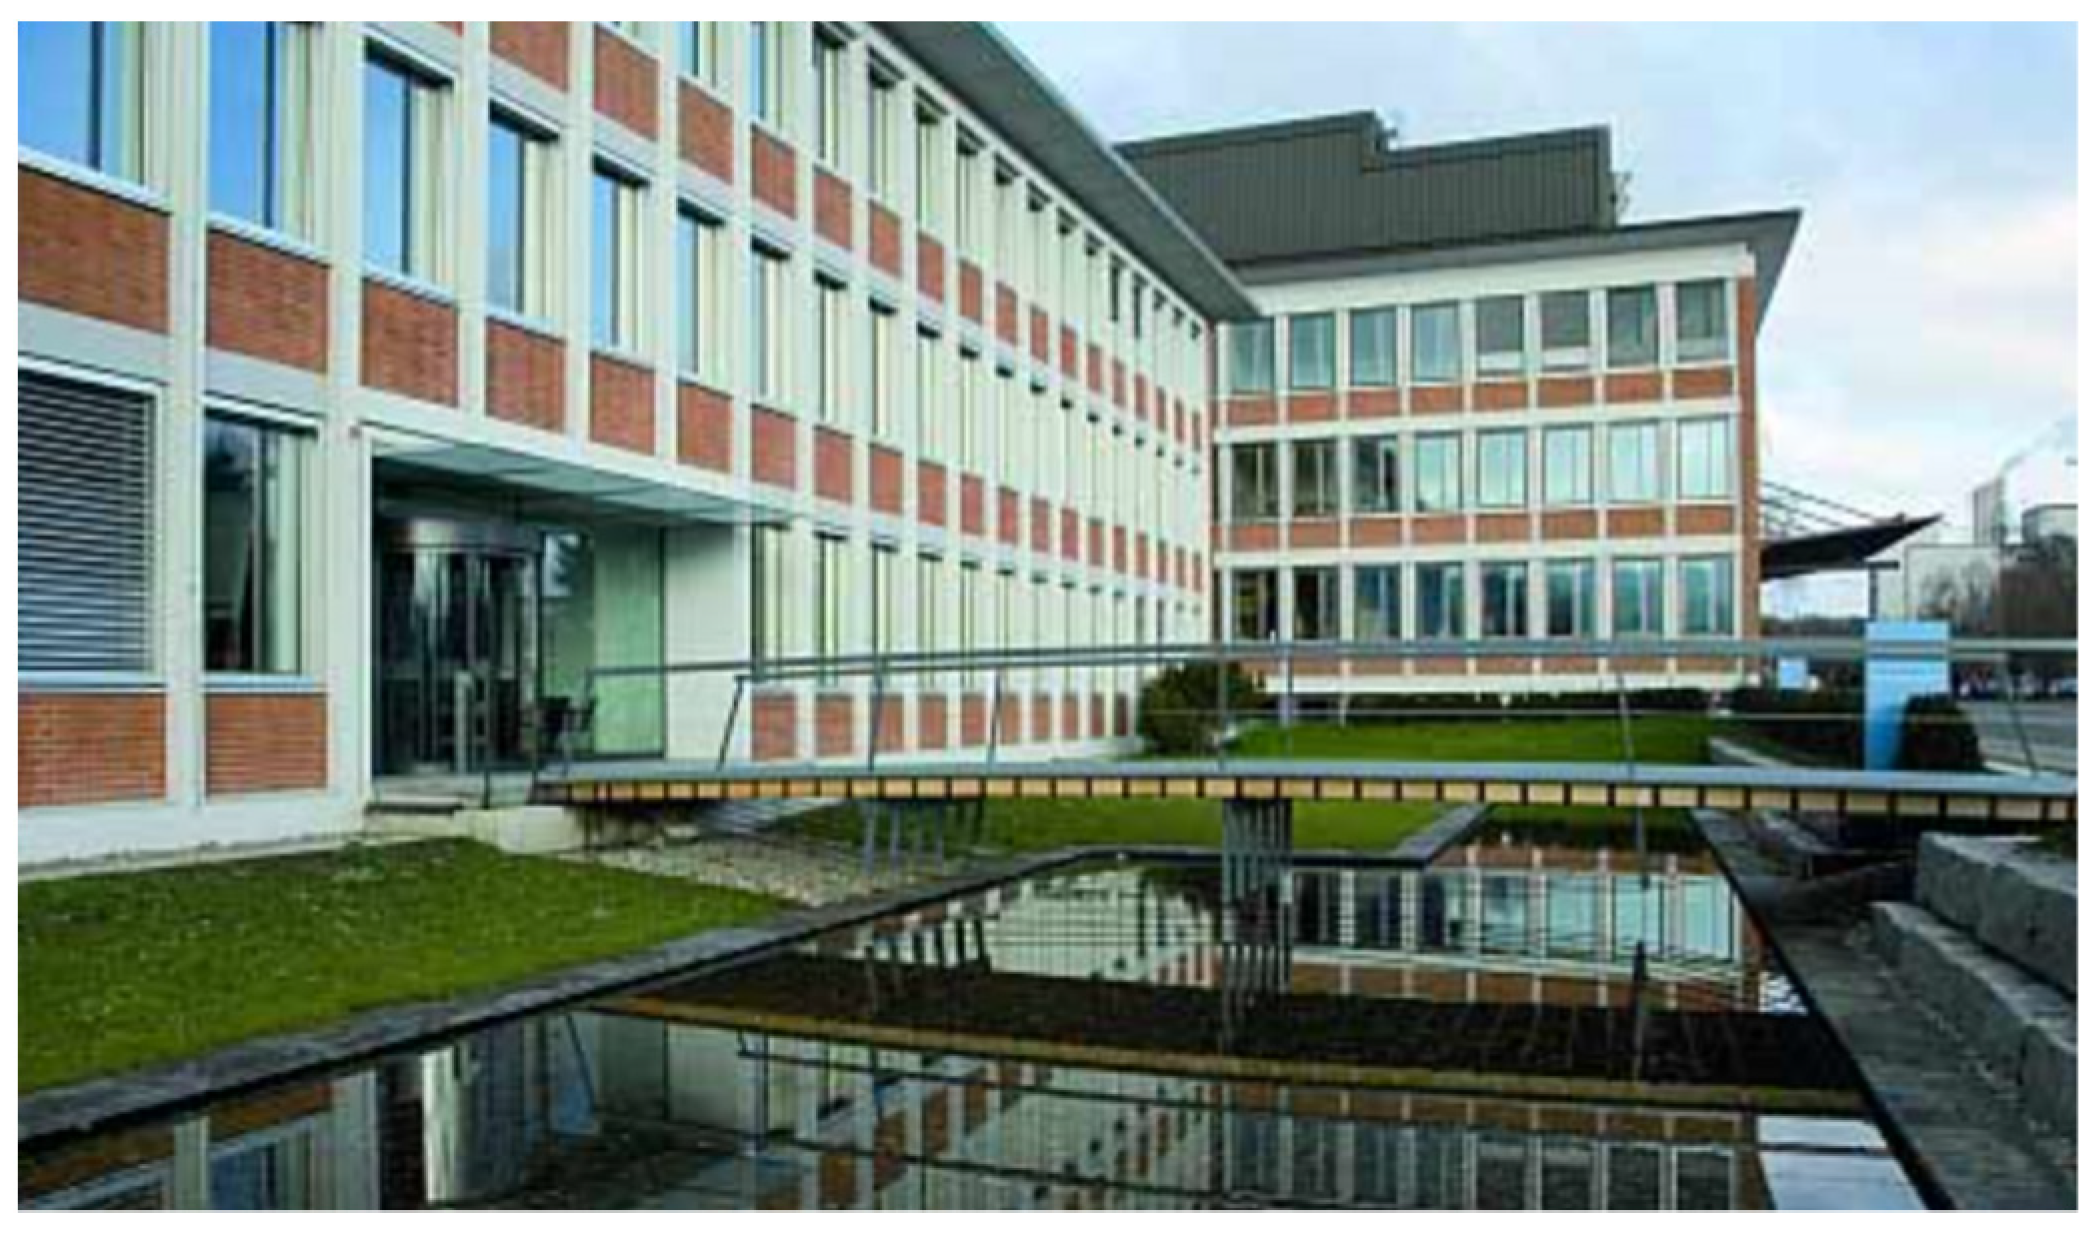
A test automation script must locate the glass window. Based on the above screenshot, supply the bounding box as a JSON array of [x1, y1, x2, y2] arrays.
[[364, 51, 447, 283], [868, 302, 896, 438], [917, 555, 943, 680], [1480, 562, 1529, 639], [1353, 436, 1401, 514], [1677, 417, 1734, 500], [1413, 433, 1463, 513], [1543, 426, 1593, 507], [1411, 303, 1462, 385], [1676, 279, 1731, 364], [871, 545, 898, 655], [488, 112, 556, 319], [1349, 308, 1396, 387], [1476, 430, 1528, 509], [680, 22, 723, 87], [1608, 422, 1662, 504], [914, 329, 941, 456], [1681, 555, 1735, 636], [1607, 285, 1659, 369], [816, 278, 847, 426], [751, 526, 791, 665], [1354, 566, 1402, 640], [1292, 439, 1339, 518], [914, 110, 944, 232], [751, 247, 789, 406], [1289, 313, 1335, 391], [813, 34, 845, 168], [1540, 290, 1591, 370], [1476, 296, 1526, 376], [1416, 563, 1466, 640], [813, 533, 847, 677], [1546, 560, 1596, 638], [1229, 321, 1275, 394], [1293, 568, 1338, 641], [204, 415, 307, 674], [866, 73, 897, 201], [676, 207, 726, 381], [1612, 558, 1664, 637], [20, 22, 143, 182], [592, 166, 645, 351], [210, 23, 317, 236], [749, 21, 787, 130], [1232, 570, 1278, 641], [955, 143, 982, 258], [1230, 443, 1278, 521]]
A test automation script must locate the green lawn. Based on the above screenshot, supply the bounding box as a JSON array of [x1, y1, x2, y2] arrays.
[[19, 841, 784, 1093], [1230, 715, 1714, 765]]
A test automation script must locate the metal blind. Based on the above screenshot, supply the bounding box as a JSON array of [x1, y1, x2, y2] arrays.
[[19, 371, 155, 673]]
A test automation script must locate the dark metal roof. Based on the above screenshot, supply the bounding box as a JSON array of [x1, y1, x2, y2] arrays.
[[1119, 112, 1619, 267], [1762, 516, 1940, 581], [875, 23, 1258, 321]]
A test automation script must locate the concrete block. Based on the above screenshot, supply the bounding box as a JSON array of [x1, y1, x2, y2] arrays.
[[1975, 848, 2077, 997], [2019, 1013, 2078, 1136], [1876, 899, 2075, 1087], [1915, 833, 2018, 932]]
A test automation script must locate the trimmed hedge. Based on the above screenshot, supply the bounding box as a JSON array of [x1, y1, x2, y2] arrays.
[[1898, 694, 1986, 772], [1728, 687, 1863, 766], [1342, 688, 1710, 720], [1137, 660, 1266, 755]]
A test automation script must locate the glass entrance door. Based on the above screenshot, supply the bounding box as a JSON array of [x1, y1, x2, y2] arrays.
[[376, 519, 540, 776]]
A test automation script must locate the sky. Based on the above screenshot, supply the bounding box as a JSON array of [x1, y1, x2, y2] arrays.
[[1001, 22, 2079, 541]]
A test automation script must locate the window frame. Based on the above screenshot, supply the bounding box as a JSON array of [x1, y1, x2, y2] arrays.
[[1415, 562, 1468, 641], [1611, 557, 1666, 638], [1539, 290, 1592, 372], [1676, 417, 1734, 502], [1679, 554, 1736, 637], [1352, 435, 1402, 515], [1675, 279, 1732, 366], [1542, 425, 1594, 508], [1606, 285, 1660, 371], [590, 161, 647, 354], [209, 22, 319, 239], [1227, 321, 1275, 396], [1475, 428, 1529, 511], [362, 44, 452, 288], [1413, 432, 1464, 514], [1607, 421, 1663, 506], [1348, 307, 1397, 388], [1291, 439, 1340, 519], [1545, 559, 1596, 639], [1288, 313, 1336, 392], [1410, 302, 1463, 386], [1479, 561, 1530, 640], [1229, 442, 1279, 522], [1474, 295, 1527, 378]]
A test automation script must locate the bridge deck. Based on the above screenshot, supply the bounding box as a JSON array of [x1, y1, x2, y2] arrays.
[[537, 757, 2076, 822]]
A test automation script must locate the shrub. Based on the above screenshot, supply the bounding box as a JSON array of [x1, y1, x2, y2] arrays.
[[1898, 694, 1985, 772], [1728, 687, 1863, 766], [1138, 660, 1264, 755], [1342, 688, 1710, 723]]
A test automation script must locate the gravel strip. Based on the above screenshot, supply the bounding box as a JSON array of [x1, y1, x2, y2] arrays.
[[570, 833, 968, 907]]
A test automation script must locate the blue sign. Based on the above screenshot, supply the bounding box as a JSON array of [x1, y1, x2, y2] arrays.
[[1863, 621, 1950, 770], [1776, 658, 1809, 691]]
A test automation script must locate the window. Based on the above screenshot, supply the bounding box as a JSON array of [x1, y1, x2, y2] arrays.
[[816, 278, 847, 426], [1676, 280, 1730, 364], [210, 23, 317, 236], [1355, 566, 1402, 640], [958, 563, 981, 686], [1232, 570, 1278, 641], [751, 527, 791, 665], [1289, 313, 1335, 391], [868, 302, 897, 438], [751, 246, 790, 406], [1416, 563, 1466, 640], [1540, 290, 1591, 370], [1411, 303, 1461, 385], [1546, 560, 1596, 638], [813, 33, 845, 168], [591, 165, 645, 351], [1480, 563, 1529, 639], [915, 109, 944, 232], [870, 545, 898, 656], [1543, 426, 1594, 507], [1476, 430, 1528, 509], [1292, 440, 1339, 518], [1608, 422, 1662, 504], [914, 329, 941, 456], [1230, 443, 1278, 521], [917, 555, 943, 679], [203, 415, 308, 674], [1349, 308, 1397, 387], [1413, 433, 1463, 513], [364, 51, 449, 283], [1681, 555, 1735, 636], [1476, 296, 1526, 377], [814, 534, 846, 676], [866, 72, 898, 201], [20, 22, 144, 182], [957, 352, 982, 471], [20, 371, 155, 674], [1612, 558, 1664, 637], [488, 112, 556, 319], [676, 207, 727, 381], [955, 142, 982, 259], [1607, 285, 1659, 369], [1353, 436, 1401, 514], [1677, 418, 1734, 501], [1228, 322, 1275, 395], [679, 22, 723, 88], [749, 21, 787, 130], [1293, 568, 1339, 641]]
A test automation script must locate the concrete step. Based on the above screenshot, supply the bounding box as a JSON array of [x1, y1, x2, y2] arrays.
[[1917, 834, 2077, 996], [1872, 900, 2077, 1137]]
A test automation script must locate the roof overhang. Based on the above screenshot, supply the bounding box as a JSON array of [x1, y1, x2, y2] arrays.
[[876, 22, 1260, 322], [371, 434, 791, 529], [1762, 515, 1940, 581]]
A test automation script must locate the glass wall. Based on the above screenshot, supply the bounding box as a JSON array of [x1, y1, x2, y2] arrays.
[[541, 525, 665, 757]]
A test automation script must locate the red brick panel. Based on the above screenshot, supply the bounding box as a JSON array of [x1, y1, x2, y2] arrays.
[[1543, 510, 1598, 541], [1228, 523, 1279, 553], [752, 692, 797, 762], [1351, 517, 1404, 548], [916, 232, 945, 304], [1607, 508, 1666, 538], [1085, 344, 1104, 395], [593, 26, 658, 137], [869, 204, 903, 277], [1136, 375, 1151, 423], [1345, 389, 1403, 419], [1112, 525, 1128, 573], [487, 320, 564, 433], [1288, 519, 1341, 550], [814, 168, 852, 250], [1677, 504, 1738, 536], [1031, 695, 1053, 746], [679, 83, 734, 182], [493, 22, 569, 90], [1062, 693, 1081, 741], [19, 692, 165, 808], [1604, 371, 1664, 404], [1088, 517, 1106, 568], [20, 167, 169, 334], [1029, 308, 1050, 363], [361, 279, 458, 405], [1114, 696, 1131, 738], [207, 230, 327, 372], [814, 426, 854, 503], [917, 460, 948, 527], [589, 352, 654, 454], [752, 129, 798, 218], [1060, 507, 1081, 561], [1030, 496, 1052, 552], [678, 381, 731, 473], [1538, 375, 1597, 409], [1476, 513, 1530, 543], [206, 691, 328, 796], [816, 694, 855, 758], [1672, 366, 1736, 400], [1738, 277, 1763, 637], [870, 445, 904, 514], [873, 697, 906, 753], [917, 694, 949, 751], [960, 474, 986, 536], [958, 261, 984, 324], [1134, 532, 1150, 579], [1111, 359, 1126, 407], [1090, 693, 1107, 739], [752, 406, 798, 489], [1285, 393, 1336, 423], [1060, 326, 1079, 381], [995, 283, 1019, 346], [959, 694, 987, 747], [1473, 380, 1529, 412], [1412, 514, 1467, 546], [1411, 385, 1463, 415], [1226, 396, 1278, 427], [997, 487, 1020, 547]]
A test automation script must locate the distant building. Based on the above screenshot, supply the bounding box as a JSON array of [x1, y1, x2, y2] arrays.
[[2021, 503, 2077, 545]]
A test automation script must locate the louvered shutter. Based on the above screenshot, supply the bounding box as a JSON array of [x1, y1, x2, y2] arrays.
[[19, 371, 155, 673]]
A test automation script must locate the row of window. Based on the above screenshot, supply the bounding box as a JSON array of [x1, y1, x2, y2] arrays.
[[1227, 281, 1733, 395], [1230, 557, 1737, 644], [1227, 419, 1735, 520]]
